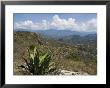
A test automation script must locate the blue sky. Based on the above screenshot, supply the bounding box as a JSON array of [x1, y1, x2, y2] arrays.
[[14, 13, 97, 32]]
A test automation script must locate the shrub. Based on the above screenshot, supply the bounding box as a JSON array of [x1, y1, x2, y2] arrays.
[[19, 45, 56, 75]]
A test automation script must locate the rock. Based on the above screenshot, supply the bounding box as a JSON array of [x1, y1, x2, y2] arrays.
[[59, 70, 89, 75]]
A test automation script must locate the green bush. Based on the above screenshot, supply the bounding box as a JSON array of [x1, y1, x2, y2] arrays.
[[19, 45, 56, 75]]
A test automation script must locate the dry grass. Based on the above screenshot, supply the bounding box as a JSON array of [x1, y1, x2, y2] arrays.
[[54, 57, 97, 75]]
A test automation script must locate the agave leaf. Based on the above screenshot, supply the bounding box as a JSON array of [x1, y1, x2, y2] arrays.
[[34, 55, 39, 66], [23, 58, 31, 71], [36, 48, 39, 57], [49, 62, 55, 67], [43, 55, 51, 68], [34, 55, 39, 73], [33, 46, 37, 56], [29, 57, 34, 65], [30, 54, 34, 60], [39, 53, 48, 66]]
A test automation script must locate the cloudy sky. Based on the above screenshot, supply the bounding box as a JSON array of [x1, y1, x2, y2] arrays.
[[14, 13, 97, 32]]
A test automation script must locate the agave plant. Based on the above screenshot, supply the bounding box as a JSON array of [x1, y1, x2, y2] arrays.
[[19, 45, 56, 75]]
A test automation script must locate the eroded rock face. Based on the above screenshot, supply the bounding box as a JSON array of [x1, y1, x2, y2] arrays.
[[59, 70, 89, 75]]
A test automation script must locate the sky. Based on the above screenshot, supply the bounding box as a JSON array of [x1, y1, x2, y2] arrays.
[[14, 13, 97, 32]]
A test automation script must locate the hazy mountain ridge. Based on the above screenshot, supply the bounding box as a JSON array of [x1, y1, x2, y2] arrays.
[[15, 29, 96, 38], [58, 34, 97, 45]]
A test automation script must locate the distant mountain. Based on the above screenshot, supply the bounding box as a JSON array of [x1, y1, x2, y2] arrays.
[[58, 34, 97, 45], [36, 29, 96, 38], [15, 29, 96, 38]]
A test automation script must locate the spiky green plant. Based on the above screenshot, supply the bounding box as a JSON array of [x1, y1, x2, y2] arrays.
[[19, 45, 56, 75]]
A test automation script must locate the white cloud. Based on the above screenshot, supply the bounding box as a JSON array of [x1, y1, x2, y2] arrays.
[[14, 14, 97, 32], [76, 18, 97, 32], [50, 15, 77, 30], [15, 20, 48, 30]]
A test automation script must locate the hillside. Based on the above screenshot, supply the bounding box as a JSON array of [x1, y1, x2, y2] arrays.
[[14, 31, 97, 75]]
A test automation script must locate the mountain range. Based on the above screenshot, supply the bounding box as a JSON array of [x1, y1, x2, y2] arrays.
[[15, 29, 96, 38]]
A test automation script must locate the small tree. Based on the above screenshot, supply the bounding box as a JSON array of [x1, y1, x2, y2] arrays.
[[19, 45, 56, 75]]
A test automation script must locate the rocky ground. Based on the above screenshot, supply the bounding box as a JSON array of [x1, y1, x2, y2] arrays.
[[59, 70, 89, 75]]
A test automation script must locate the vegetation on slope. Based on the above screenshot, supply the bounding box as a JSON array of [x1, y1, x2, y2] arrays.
[[19, 46, 56, 75], [14, 31, 97, 75]]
